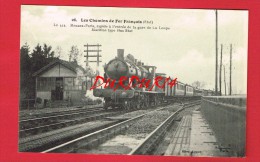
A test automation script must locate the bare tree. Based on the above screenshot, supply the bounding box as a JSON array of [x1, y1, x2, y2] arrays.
[[55, 46, 62, 58], [68, 45, 81, 64]]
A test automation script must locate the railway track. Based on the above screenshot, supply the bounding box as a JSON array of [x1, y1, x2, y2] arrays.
[[19, 109, 121, 137], [19, 103, 170, 152], [20, 107, 104, 129], [19, 106, 103, 120], [19, 102, 172, 137], [129, 101, 200, 155], [19, 119, 122, 152], [41, 100, 200, 153]]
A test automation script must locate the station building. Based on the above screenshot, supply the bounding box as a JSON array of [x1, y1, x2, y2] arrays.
[[33, 59, 88, 108]]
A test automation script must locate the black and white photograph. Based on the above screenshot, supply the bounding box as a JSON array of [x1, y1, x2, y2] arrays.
[[19, 5, 247, 157]]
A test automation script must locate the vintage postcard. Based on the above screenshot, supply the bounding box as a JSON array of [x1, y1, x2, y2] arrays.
[[19, 5, 247, 157]]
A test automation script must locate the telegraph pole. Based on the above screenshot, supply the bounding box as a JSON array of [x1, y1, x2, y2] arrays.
[[229, 44, 232, 95], [84, 44, 102, 67], [84, 44, 102, 91], [219, 44, 223, 96], [224, 65, 227, 95], [215, 10, 218, 95]]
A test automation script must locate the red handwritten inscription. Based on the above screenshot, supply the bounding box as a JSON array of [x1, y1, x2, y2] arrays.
[[90, 75, 177, 91]]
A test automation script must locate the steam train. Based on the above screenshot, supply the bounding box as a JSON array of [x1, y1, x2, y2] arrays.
[[93, 49, 214, 110]]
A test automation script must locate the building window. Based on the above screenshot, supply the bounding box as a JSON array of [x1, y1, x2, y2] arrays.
[[64, 77, 86, 90], [37, 77, 55, 91]]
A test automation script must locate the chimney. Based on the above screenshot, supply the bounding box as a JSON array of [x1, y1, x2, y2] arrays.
[[117, 49, 124, 60], [134, 59, 137, 65], [137, 61, 141, 66], [141, 62, 144, 66]]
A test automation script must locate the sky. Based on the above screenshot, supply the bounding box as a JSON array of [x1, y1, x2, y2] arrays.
[[20, 5, 248, 94]]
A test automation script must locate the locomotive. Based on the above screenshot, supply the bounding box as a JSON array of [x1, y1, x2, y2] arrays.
[[93, 49, 214, 110], [93, 49, 168, 110]]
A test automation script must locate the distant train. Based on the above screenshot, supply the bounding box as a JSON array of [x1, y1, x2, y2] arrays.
[[93, 49, 215, 110]]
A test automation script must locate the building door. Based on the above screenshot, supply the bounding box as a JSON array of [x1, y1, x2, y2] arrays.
[[55, 77, 63, 100]]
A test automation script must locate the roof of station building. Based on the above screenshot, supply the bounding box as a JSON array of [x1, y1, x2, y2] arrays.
[[32, 59, 85, 77]]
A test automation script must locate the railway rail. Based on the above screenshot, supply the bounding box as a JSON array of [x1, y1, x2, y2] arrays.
[[41, 100, 200, 153], [19, 109, 121, 137], [20, 107, 104, 129], [19, 119, 122, 152], [19, 106, 103, 120]]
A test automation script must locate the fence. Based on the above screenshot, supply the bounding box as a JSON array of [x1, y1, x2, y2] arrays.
[[20, 99, 36, 110]]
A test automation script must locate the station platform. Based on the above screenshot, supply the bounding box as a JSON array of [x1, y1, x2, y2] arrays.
[[165, 109, 229, 157]]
